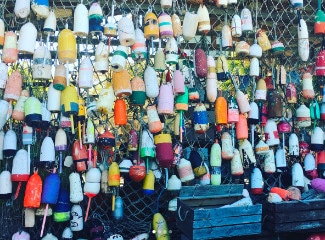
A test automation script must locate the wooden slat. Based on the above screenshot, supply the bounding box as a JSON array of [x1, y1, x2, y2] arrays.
[[192, 204, 262, 221], [269, 209, 325, 224], [265, 219, 325, 233], [264, 199, 325, 212], [179, 195, 243, 207], [193, 214, 261, 228], [179, 184, 244, 198], [191, 223, 262, 240]]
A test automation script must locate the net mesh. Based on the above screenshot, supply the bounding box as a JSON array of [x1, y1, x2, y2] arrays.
[[0, 0, 320, 239]]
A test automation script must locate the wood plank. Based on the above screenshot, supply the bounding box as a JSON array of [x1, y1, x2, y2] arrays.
[[192, 205, 262, 221], [271, 210, 325, 223], [264, 199, 325, 212], [265, 219, 325, 233], [193, 214, 261, 228], [180, 195, 243, 207], [179, 184, 244, 198], [192, 223, 262, 239]]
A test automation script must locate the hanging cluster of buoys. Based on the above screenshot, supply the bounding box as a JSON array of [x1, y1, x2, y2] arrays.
[[0, 0, 323, 239]]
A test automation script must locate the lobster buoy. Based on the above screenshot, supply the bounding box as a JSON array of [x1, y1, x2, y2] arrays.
[[296, 104, 311, 128], [53, 64, 67, 91], [111, 45, 128, 72], [24, 170, 42, 208], [113, 196, 124, 220], [152, 213, 170, 240], [241, 8, 253, 32], [154, 47, 166, 72], [167, 174, 182, 191], [118, 16, 135, 46], [154, 133, 174, 168], [144, 66, 159, 98], [286, 82, 297, 103], [302, 72, 315, 99], [257, 29, 271, 52], [73, 3, 89, 37], [249, 40, 263, 58], [250, 57, 259, 77], [248, 102, 259, 124], [53, 188, 70, 222], [43, 10, 56, 34], [206, 56, 217, 102], [2, 31, 18, 63], [236, 89, 251, 113], [275, 148, 287, 171], [132, 28, 147, 61], [165, 37, 178, 65], [0, 131, 4, 160], [216, 55, 229, 81], [130, 76, 146, 106], [195, 49, 208, 78], [290, 0, 303, 9], [112, 69, 132, 97], [12, 149, 29, 182], [189, 149, 207, 177], [271, 40, 285, 55], [143, 170, 155, 195], [97, 83, 114, 114], [235, 41, 250, 56], [292, 163, 304, 189], [40, 136, 55, 165], [210, 141, 222, 185], [147, 105, 163, 133], [193, 103, 209, 134], [70, 204, 83, 231], [197, 5, 211, 34], [267, 89, 282, 118], [58, 28, 77, 65], [289, 133, 299, 156], [182, 11, 199, 41], [31, 0, 49, 18], [89, 2, 103, 33], [18, 22, 37, 54], [72, 140, 87, 172], [69, 172, 83, 203], [3, 129, 17, 158], [32, 46, 52, 80], [14, 0, 31, 18], [172, 13, 182, 38], [222, 24, 232, 48], [298, 18, 309, 62], [255, 139, 269, 155], [41, 171, 60, 206], [235, 114, 248, 140], [316, 47, 325, 76], [264, 150, 276, 174], [221, 132, 234, 160], [0, 19, 4, 47], [215, 96, 227, 125], [94, 42, 109, 73], [0, 100, 9, 127], [251, 167, 263, 194], [157, 82, 174, 115], [78, 57, 93, 89], [47, 83, 61, 112], [231, 14, 242, 37], [239, 139, 256, 165], [114, 99, 127, 126], [0, 62, 8, 89], [175, 86, 189, 111], [305, 153, 317, 177], [144, 11, 159, 40], [173, 65, 185, 95], [231, 149, 244, 176], [158, 12, 173, 39], [177, 158, 195, 183], [24, 96, 42, 128], [311, 127, 324, 151], [255, 78, 267, 101], [12, 230, 30, 240], [84, 167, 101, 221], [264, 119, 280, 146]]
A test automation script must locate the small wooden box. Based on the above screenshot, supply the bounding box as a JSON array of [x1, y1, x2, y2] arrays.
[[177, 184, 262, 240], [264, 199, 325, 233]]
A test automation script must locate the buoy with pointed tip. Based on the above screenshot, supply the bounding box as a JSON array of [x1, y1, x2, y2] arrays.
[[292, 162, 304, 188], [73, 3, 89, 37], [210, 140, 222, 185], [251, 167, 263, 194], [298, 18, 309, 62], [3, 129, 17, 158], [89, 1, 103, 34]]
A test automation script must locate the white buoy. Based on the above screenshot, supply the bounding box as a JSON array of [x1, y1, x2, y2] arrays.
[[18, 22, 37, 54], [292, 162, 304, 188]]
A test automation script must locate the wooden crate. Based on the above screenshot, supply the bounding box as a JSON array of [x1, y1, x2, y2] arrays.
[[264, 199, 325, 233], [177, 184, 262, 240]]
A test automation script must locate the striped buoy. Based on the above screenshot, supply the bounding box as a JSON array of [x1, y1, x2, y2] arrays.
[[255, 139, 269, 155], [154, 133, 174, 168], [158, 12, 173, 39], [311, 127, 324, 151], [157, 82, 174, 115], [298, 18, 309, 62], [0, 170, 12, 198], [167, 175, 181, 190], [190, 149, 207, 177], [118, 16, 135, 46], [316, 48, 325, 76], [47, 83, 61, 112], [248, 102, 259, 124], [165, 37, 178, 65], [264, 120, 280, 146], [53, 64, 67, 90], [255, 78, 267, 101], [182, 11, 199, 41], [111, 45, 128, 71], [210, 141, 222, 185], [302, 72, 315, 99], [130, 76, 146, 106], [144, 66, 159, 98], [94, 42, 109, 73], [197, 5, 211, 34], [112, 69, 132, 97], [97, 83, 115, 114], [31, 0, 49, 18], [78, 57, 93, 89], [296, 104, 311, 127], [89, 2, 104, 33], [271, 40, 285, 55], [2, 31, 18, 64], [193, 103, 209, 134], [175, 86, 189, 111], [147, 105, 163, 133], [12, 149, 29, 182], [3, 130, 17, 158], [171, 14, 182, 38], [132, 28, 147, 61], [58, 28, 77, 64], [251, 168, 263, 194], [32, 46, 52, 80], [231, 14, 242, 37], [15, 0, 31, 18], [286, 82, 297, 103], [74, 3, 89, 37], [206, 56, 217, 102], [143, 170, 155, 195]]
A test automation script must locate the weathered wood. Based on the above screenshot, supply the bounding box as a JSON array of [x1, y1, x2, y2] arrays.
[[265, 219, 325, 233], [179, 184, 244, 198], [193, 214, 261, 228], [269, 209, 325, 223], [264, 199, 325, 212], [179, 195, 243, 207]]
